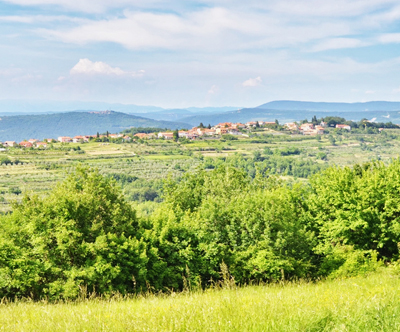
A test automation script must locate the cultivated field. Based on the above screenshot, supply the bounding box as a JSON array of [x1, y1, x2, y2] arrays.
[[1, 129, 400, 212]]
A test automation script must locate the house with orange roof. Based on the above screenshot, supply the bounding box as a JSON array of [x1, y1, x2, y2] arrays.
[[36, 142, 47, 148], [72, 135, 89, 143], [134, 133, 149, 139], [158, 132, 174, 139], [19, 141, 33, 148], [58, 136, 72, 143]]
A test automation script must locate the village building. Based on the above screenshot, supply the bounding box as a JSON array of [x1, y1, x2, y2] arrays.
[[108, 134, 123, 139], [19, 141, 33, 148], [285, 123, 299, 131], [134, 133, 148, 139], [158, 132, 174, 139], [300, 123, 314, 131], [36, 142, 47, 148], [178, 131, 189, 138], [72, 135, 89, 143], [315, 125, 325, 134], [28, 139, 38, 144], [3, 141, 16, 147], [336, 124, 351, 130], [228, 128, 241, 135], [215, 127, 229, 135], [231, 123, 245, 129], [203, 129, 216, 136], [245, 121, 258, 127], [58, 136, 72, 143]]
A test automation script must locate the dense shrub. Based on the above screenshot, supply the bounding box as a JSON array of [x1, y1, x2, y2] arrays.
[[0, 167, 148, 299], [2, 160, 400, 300], [155, 167, 316, 285], [307, 160, 400, 274]]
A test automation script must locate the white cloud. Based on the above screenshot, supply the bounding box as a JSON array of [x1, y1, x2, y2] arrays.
[[365, 90, 375, 94], [208, 85, 219, 94], [378, 33, 400, 44], [70, 58, 144, 77], [310, 38, 367, 52], [39, 8, 266, 51], [242, 76, 262, 87], [265, 0, 398, 17], [2, 0, 167, 13], [36, 5, 362, 51]]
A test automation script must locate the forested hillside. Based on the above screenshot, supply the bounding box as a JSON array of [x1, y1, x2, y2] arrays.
[[0, 111, 189, 141]]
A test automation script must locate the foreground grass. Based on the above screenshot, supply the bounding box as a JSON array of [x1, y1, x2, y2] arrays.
[[1, 270, 400, 331]]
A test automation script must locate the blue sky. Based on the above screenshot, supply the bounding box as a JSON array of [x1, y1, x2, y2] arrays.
[[1, 0, 400, 108]]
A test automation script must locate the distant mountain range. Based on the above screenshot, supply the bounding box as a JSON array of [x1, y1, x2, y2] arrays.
[[0, 111, 190, 142], [176, 101, 400, 126], [0, 100, 238, 115], [257, 100, 400, 112], [1, 100, 400, 141]]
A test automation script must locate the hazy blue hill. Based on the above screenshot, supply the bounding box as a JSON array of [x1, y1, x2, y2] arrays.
[[258, 100, 400, 112], [186, 106, 239, 113], [0, 111, 190, 142], [130, 109, 193, 121], [0, 100, 239, 115], [181, 107, 400, 126], [0, 100, 165, 114]]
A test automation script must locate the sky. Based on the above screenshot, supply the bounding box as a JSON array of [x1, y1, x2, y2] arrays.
[[1, 0, 400, 108]]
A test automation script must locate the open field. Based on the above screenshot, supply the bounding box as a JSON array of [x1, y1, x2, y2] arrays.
[[0, 270, 399, 331]]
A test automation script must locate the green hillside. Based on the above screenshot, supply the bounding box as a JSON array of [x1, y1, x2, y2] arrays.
[[0, 111, 190, 141]]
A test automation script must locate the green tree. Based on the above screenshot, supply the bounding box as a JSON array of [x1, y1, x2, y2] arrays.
[[307, 160, 400, 274], [0, 167, 148, 300], [173, 129, 179, 141]]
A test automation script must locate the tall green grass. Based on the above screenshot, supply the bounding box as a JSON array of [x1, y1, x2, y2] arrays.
[[1, 269, 399, 331]]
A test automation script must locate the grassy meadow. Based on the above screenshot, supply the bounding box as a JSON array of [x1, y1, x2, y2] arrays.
[[1, 270, 399, 331]]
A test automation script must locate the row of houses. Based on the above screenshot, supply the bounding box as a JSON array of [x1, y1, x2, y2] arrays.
[[135, 122, 259, 140], [1, 120, 354, 147], [284, 122, 351, 135], [134, 120, 353, 140], [1, 133, 132, 149]]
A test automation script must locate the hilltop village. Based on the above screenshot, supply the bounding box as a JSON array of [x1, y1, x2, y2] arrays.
[[126, 120, 349, 140], [0, 120, 354, 148]]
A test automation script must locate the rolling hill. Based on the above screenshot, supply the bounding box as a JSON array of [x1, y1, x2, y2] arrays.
[[257, 100, 400, 112], [0, 111, 190, 142], [180, 107, 400, 127]]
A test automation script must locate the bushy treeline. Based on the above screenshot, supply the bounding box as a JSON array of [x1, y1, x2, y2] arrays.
[[305, 115, 399, 130], [1, 160, 400, 300], [202, 154, 326, 179]]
